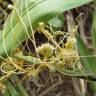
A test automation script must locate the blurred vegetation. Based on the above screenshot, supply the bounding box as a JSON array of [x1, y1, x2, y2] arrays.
[[0, 0, 96, 96]]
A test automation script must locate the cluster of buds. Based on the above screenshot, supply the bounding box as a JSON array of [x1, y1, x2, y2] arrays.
[[35, 23, 79, 71]]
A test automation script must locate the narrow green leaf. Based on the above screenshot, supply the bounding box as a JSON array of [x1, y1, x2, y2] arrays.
[[77, 35, 96, 73], [90, 1, 96, 92], [10, 75, 28, 96], [56, 67, 96, 77], [56, 67, 96, 82], [4, 80, 19, 96], [91, 12, 96, 52]]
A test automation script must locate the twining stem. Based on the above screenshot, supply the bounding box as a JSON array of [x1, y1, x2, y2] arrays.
[[37, 24, 62, 51]]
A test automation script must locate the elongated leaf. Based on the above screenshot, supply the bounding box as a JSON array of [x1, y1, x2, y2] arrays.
[[89, 1, 96, 92], [4, 80, 19, 96], [56, 67, 96, 76], [77, 35, 96, 73], [56, 67, 96, 81], [4, 75, 28, 96], [0, 0, 93, 61], [91, 12, 96, 51], [10, 75, 28, 96]]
